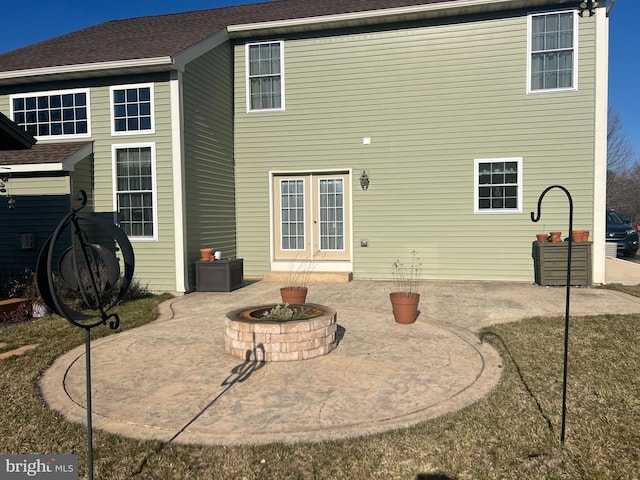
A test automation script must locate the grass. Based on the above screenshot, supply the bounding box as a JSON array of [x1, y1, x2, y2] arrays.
[[1, 292, 639, 479]]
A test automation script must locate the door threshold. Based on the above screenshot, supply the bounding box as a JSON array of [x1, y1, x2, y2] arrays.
[[261, 271, 353, 283]]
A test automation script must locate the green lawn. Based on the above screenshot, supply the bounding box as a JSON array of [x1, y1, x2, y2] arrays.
[[1, 292, 638, 479]]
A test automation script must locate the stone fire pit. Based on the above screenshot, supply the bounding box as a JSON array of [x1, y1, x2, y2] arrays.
[[225, 303, 337, 362]]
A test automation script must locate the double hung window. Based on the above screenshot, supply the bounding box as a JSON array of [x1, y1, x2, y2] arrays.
[[113, 144, 157, 240], [11, 89, 90, 138], [247, 41, 284, 111], [528, 11, 577, 92]]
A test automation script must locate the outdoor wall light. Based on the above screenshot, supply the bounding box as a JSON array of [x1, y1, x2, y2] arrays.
[[579, 0, 599, 16], [360, 170, 370, 190]]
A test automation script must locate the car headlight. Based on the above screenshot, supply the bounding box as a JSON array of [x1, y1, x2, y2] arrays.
[[627, 229, 636, 235]]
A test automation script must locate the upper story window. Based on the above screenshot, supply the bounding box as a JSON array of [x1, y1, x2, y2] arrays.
[[11, 89, 90, 138], [246, 41, 284, 112], [474, 158, 522, 214], [528, 11, 577, 92], [110, 83, 154, 135], [113, 143, 157, 240]]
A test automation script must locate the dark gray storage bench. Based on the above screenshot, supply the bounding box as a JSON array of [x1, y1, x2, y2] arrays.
[[532, 241, 592, 286], [195, 259, 244, 292]]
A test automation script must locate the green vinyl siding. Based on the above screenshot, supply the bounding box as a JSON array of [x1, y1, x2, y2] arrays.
[[87, 74, 177, 292], [234, 10, 598, 281], [182, 41, 236, 290]]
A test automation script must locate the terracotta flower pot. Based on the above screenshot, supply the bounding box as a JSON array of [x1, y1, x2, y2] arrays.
[[549, 232, 562, 243], [571, 230, 585, 242], [536, 234, 548, 243], [280, 286, 308, 304], [389, 292, 420, 324], [200, 248, 214, 261]]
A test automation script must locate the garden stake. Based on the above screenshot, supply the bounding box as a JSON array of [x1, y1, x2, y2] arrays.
[[531, 184, 573, 444]]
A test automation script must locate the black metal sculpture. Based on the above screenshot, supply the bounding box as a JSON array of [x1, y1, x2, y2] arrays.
[[37, 190, 135, 480], [530, 184, 573, 444]]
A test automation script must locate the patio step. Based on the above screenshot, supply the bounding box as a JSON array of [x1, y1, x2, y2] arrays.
[[261, 271, 352, 283]]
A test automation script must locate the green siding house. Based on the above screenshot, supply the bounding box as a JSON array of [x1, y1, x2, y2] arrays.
[[0, 0, 610, 293]]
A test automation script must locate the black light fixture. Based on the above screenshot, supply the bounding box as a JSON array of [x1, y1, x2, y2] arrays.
[[359, 170, 370, 190], [579, 0, 599, 17]]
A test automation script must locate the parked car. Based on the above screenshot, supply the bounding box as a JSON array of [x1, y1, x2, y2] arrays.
[[606, 208, 639, 258]]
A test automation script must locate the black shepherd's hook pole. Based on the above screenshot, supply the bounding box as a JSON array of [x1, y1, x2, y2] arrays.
[[531, 185, 573, 444], [84, 327, 94, 480]]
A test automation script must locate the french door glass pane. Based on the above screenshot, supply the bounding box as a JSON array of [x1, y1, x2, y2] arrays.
[[319, 179, 344, 251], [280, 179, 305, 250]]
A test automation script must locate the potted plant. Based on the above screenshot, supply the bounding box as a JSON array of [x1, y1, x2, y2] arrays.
[[389, 251, 422, 324], [279, 252, 322, 303], [280, 260, 311, 303]]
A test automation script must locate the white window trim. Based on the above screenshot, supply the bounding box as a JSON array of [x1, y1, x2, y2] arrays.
[[109, 82, 156, 136], [245, 40, 285, 113], [111, 142, 159, 241], [474, 157, 523, 214], [9, 88, 92, 140], [526, 10, 578, 94]]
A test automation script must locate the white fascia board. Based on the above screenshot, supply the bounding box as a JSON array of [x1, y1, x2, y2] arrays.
[[172, 29, 230, 70], [8, 163, 65, 173], [227, 0, 571, 36], [6, 143, 93, 173], [0, 56, 175, 82]]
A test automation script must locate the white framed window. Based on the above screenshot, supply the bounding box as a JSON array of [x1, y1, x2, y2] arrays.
[[474, 158, 523, 214], [112, 143, 158, 241], [10, 88, 91, 139], [110, 83, 155, 135], [246, 41, 285, 112], [527, 11, 578, 93]]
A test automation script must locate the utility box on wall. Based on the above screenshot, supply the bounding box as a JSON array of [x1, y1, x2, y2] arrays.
[[532, 241, 592, 286], [196, 259, 244, 292]]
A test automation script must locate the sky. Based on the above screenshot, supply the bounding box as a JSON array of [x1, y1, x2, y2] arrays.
[[0, 0, 638, 156]]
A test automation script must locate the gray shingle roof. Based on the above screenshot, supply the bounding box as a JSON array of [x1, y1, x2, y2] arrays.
[[0, 0, 454, 73], [0, 142, 92, 167]]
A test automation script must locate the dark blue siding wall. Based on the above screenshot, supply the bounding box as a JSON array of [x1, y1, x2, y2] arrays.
[[0, 194, 69, 295]]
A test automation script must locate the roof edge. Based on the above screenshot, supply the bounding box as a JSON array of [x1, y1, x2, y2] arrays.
[[227, 0, 577, 37], [173, 29, 230, 70], [0, 57, 175, 85]]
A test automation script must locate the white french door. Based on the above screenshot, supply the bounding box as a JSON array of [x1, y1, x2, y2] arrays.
[[273, 172, 351, 262]]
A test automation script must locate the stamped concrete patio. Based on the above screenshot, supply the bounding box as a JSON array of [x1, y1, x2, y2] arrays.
[[39, 280, 640, 446]]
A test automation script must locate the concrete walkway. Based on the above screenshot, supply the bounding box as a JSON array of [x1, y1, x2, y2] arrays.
[[606, 256, 640, 284], [39, 280, 640, 446]]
